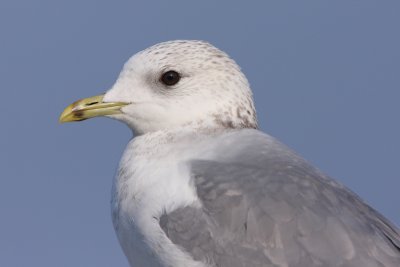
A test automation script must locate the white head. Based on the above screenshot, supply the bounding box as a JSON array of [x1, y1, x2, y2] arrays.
[[104, 40, 257, 134], [61, 40, 258, 135]]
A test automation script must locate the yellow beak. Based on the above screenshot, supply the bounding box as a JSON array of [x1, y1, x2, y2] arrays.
[[59, 94, 129, 123]]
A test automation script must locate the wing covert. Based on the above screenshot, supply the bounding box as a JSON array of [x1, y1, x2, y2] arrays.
[[160, 131, 400, 266]]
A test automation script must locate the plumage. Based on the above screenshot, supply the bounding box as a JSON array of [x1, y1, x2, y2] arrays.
[[60, 40, 400, 266], [159, 130, 400, 267]]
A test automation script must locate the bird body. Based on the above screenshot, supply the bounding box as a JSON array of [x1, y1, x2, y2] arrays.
[[112, 128, 400, 267], [60, 40, 400, 266]]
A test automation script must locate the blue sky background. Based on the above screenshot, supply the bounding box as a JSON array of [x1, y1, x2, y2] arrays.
[[1, 1, 399, 266]]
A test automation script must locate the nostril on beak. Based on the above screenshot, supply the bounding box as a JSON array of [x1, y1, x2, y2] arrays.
[[86, 101, 99, 106]]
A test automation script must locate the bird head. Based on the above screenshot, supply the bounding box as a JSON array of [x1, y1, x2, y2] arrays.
[[60, 40, 257, 135]]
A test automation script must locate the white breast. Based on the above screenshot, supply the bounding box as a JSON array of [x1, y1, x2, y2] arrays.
[[111, 132, 208, 267]]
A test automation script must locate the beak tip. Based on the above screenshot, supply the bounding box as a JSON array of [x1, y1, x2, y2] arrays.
[[59, 108, 73, 123]]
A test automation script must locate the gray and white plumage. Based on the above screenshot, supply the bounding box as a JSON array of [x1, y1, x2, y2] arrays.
[[97, 40, 399, 266]]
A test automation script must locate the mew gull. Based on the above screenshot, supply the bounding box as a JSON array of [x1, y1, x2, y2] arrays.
[[60, 40, 400, 267]]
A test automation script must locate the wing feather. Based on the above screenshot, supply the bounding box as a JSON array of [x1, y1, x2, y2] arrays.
[[160, 130, 400, 266]]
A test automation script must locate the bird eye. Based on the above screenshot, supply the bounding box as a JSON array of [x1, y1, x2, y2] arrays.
[[160, 70, 181, 86]]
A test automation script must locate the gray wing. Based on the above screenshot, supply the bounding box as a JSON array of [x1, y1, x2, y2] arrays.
[[160, 130, 400, 267]]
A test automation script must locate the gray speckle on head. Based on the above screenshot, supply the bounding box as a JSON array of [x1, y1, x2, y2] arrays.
[[108, 40, 259, 134]]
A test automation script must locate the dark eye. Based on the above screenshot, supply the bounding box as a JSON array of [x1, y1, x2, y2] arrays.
[[160, 70, 181, 86]]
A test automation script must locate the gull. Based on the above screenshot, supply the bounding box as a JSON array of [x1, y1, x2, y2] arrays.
[[60, 40, 400, 267]]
